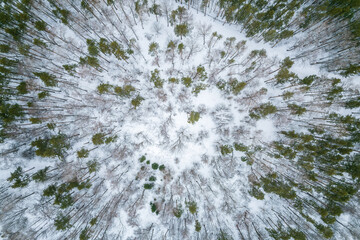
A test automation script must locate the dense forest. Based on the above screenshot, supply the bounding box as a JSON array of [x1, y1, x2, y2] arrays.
[[0, 0, 359, 239]]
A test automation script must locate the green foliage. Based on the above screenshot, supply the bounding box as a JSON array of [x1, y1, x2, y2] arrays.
[[217, 230, 233, 240], [178, 43, 185, 53], [86, 39, 99, 56], [152, 163, 159, 170], [278, 30, 294, 40], [31, 134, 70, 159], [234, 143, 248, 152], [173, 204, 183, 218], [149, 176, 156, 181], [18, 44, 30, 55], [275, 68, 297, 85], [149, 3, 162, 18], [345, 97, 360, 109], [47, 123, 56, 130], [79, 227, 91, 240], [282, 91, 294, 100], [195, 65, 207, 81], [150, 202, 159, 214], [54, 213, 71, 231], [315, 224, 333, 239], [249, 102, 277, 119], [266, 226, 290, 240], [324, 182, 357, 203], [192, 83, 208, 96], [16, 82, 28, 94], [79, 56, 101, 70], [30, 118, 42, 124], [267, 225, 306, 240], [110, 41, 128, 61], [131, 95, 144, 109], [33, 72, 57, 87], [249, 186, 265, 200], [159, 164, 165, 171], [144, 183, 154, 189], [195, 220, 201, 232], [114, 85, 135, 97], [99, 38, 111, 55], [63, 64, 77, 76], [327, 84, 343, 101], [52, 7, 70, 24], [32, 167, 49, 182], [5, 28, 22, 42], [170, 6, 188, 25], [44, 180, 90, 209], [0, 44, 11, 53], [289, 229, 306, 240], [34, 20, 47, 31], [148, 42, 159, 56], [90, 217, 97, 226], [7, 167, 30, 188], [33, 38, 47, 47], [181, 76, 192, 87], [263, 29, 277, 42], [38, 91, 50, 99], [0, 102, 24, 124], [220, 145, 233, 156], [54, 192, 73, 209], [105, 135, 117, 144], [92, 133, 106, 145], [228, 78, 246, 95], [175, 23, 190, 39], [150, 69, 164, 88], [43, 184, 57, 197], [345, 154, 360, 180], [139, 155, 146, 162], [280, 57, 294, 69], [168, 77, 179, 83], [261, 175, 296, 199], [86, 159, 99, 173], [188, 111, 200, 124], [340, 64, 360, 77], [287, 104, 306, 116], [77, 148, 89, 158], [186, 200, 197, 214], [241, 155, 254, 165], [97, 83, 113, 94]]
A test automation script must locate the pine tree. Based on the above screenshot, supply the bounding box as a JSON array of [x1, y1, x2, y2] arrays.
[[7, 166, 30, 188], [186, 200, 198, 214], [150, 69, 164, 88], [54, 213, 71, 231], [188, 111, 200, 124], [33, 72, 57, 87], [92, 133, 106, 145], [31, 134, 70, 159], [32, 167, 49, 182], [249, 102, 277, 119], [195, 220, 201, 232], [0, 102, 24, 125], [173, 204, 183, 218], [131, 95, 144, 109], [175, 23, 190, 40]]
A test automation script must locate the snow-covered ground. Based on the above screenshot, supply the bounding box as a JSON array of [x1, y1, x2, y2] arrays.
[[0, 1, 359, 239]]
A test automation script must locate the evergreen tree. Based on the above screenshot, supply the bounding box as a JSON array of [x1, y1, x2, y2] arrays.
[[54, 213, 71, 231], [92, 133, 106, 145], [7, 166, 30, 188], [32, 167, 49, 182], [31, 134, 70, 159], [174, 23, 190, 40]]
